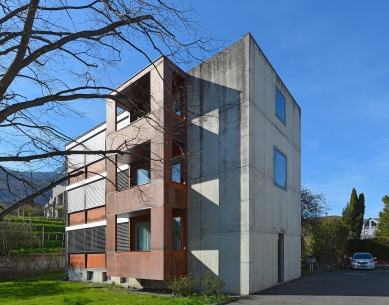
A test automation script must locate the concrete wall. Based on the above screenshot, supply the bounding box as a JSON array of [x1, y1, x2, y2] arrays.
[[187, 33, 301, 294], [0, 254, 64, 277], [248, 34, 301, 292], [187, 36, 250, 294]]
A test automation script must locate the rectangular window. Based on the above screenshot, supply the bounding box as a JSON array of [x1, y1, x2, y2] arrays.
[[68, 229, 85, 253], [172, 217, 181, 250], [172, 157, 181, 183], [274, 148, 287, 190], [85, 226, 106, 252], [275, 87, 286, 124], [136, 168, 151, 185], [135, 221, 150, 251]]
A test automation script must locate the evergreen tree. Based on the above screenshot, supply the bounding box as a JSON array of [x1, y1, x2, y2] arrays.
[[375, 195, 389, 245], [342, 188, 365, 239], [357, 193, 365, 236]]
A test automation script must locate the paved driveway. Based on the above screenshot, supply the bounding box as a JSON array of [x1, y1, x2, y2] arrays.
[[232, 269, 389, 305]]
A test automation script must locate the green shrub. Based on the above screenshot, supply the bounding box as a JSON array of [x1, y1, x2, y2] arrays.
[[167, 273, 195, 297], [14, 247, 64, 254], [345, 238, 389, 258], [201, 271, 225, 296]]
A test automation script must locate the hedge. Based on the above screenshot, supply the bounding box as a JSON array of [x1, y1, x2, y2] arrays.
[[345, 238, 389, 258]]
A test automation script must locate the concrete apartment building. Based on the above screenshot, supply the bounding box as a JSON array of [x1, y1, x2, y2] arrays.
[[44, 185, 66, 219], [65, 33, 301, 294]]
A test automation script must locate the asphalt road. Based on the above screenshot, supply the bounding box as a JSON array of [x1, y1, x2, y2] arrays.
[[231, 269, 389, 305]]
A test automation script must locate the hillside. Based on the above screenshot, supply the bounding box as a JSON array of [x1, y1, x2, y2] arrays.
[[0, 167, 65, 206]]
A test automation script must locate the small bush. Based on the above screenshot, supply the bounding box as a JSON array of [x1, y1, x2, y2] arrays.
[[201, 271, 225, 296], [13, 247, 64, 255], [167, 273, 194, 297]]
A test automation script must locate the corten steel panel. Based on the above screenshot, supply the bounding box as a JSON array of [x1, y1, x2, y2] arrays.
[[87, 159, 106, 178], [150, 251, 165, 280], [106, 251, 186, 280], [106, 183, 152, 216], [106, 251, 166, 279], [69, 211, 85, 226], [106, 118, 151, 151], [86, 206, 106, 223], [86, 253, 106, 269], [69, 254, 85, 268], [68, 169, 85, 185], [172, 116, 186, 143], [173, 250, 187, 278], [106, 155, 116, 193], [151, 206, 172, 251], [106, 215, 116, 251], [164, 181, 187, 209]]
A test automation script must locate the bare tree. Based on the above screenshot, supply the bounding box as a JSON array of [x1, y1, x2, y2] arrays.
[[0, 0, 218, 220]]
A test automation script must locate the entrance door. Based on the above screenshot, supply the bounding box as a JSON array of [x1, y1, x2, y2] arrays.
[[278, 233, 284, 283]]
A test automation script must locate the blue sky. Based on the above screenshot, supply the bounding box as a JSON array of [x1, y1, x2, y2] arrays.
[[60, 0, 389, 218]]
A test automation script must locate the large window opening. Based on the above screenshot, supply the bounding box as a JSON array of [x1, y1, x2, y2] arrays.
[[130, 211, 151, 251], [116, 142, 151, 190], [172, 209, 185, 250], [116, 72, 150, 125], [172, 141, 185, 184], [172, 72, 185, 117]]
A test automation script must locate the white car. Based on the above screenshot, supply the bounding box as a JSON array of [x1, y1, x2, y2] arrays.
[[350, 252, 376, 270]]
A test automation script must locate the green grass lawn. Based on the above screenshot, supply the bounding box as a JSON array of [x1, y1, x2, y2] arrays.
[[0, 273, 230, 305]]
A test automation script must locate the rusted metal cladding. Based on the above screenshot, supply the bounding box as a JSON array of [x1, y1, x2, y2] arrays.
[[106, 183, 152, 216], [97, 58, 188, 281], [164, 181, 187, 209], [172, 250, 187, 278], [69, 254, 85, 268], [106, 215, 116, 252], [86, 206, 105, 223], [106, 118, 151, 151], [150, 206, 172, 251], [106, 251, 154, 279], [106, 250, 186, 280], [69, 211, 85, 226], [86, 253, 106, 269]]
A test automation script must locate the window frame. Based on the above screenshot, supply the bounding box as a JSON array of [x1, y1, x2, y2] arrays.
[[275, 87, 286, 125], [130, 214, 151, 252], [273, 146, 287, 191]]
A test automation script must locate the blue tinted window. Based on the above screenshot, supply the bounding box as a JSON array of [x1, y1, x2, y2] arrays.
[[135, 222, 150, 251], [275, 88, 286, 124], [172, 157, 181, 183], [172, 217, 181, 250], [137, 168, 150, 185], [274, 148, 287, 189]]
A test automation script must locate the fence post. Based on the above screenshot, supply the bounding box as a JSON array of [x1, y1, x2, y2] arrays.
[[42, 225, 44, 248]]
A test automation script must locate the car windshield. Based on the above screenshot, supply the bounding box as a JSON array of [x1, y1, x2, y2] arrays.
[[353, 253, 372, 259]]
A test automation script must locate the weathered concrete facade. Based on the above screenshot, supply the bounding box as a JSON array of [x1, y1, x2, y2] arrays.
[[65, 33, 301, 294], [187, 33, 301, 294]]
